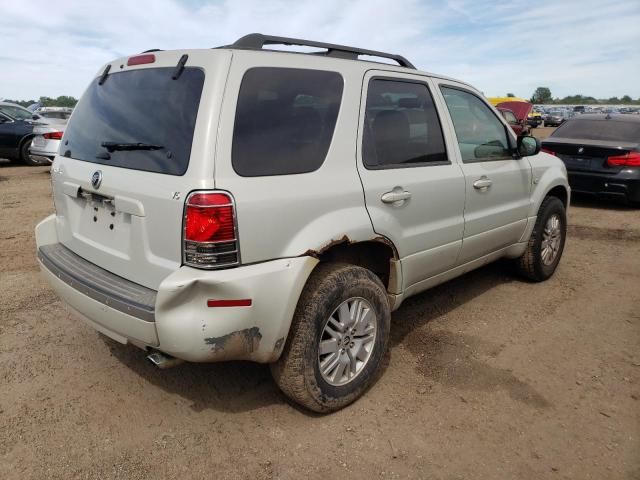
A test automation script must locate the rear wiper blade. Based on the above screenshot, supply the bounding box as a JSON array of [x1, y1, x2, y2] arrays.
[[100, 141, 164, 152]]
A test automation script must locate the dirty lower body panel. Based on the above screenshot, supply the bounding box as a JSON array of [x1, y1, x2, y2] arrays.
[[36, 214, 318, 364]]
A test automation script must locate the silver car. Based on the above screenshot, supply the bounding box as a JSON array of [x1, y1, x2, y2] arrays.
[[29, 120, 67, 164]]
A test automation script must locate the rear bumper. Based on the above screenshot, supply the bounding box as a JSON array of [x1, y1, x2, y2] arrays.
[[36, 214, 318, 363], [568, 169, 640, 203], [29, 146, 56, 163]]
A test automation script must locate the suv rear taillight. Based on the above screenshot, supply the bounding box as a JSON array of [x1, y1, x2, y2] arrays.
[[607, 151, 640, 167], [183, 191, 240, 269]]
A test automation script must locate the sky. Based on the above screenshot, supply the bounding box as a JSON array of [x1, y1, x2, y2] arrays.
[[1, 0, 639, 101]]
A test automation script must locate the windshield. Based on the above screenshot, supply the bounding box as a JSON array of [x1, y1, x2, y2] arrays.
[[0, 105, 32, 120], [552, 119, 640, 143], [63, 67, 204, 175]]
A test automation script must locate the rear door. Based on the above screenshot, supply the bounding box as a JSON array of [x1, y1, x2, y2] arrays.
[[355, 71, 466, 290], [50, 51, 232, 290], [435, 83, 532, 263]]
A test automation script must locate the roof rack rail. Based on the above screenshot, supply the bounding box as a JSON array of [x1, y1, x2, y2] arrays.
[[224, 33, 416, 69]]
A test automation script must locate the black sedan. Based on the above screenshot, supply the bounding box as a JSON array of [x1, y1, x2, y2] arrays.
[[0, 111, 41, 165], [542, 114, 640, 206]]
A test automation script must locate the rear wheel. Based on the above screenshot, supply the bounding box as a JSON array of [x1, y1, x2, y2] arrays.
[[271, 263, 390, 413], [515, 196, 566, 281], [20, 138, 47, 166]]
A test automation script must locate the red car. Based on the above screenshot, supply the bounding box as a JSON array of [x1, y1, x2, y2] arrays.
[[497, 101, 533, 136]]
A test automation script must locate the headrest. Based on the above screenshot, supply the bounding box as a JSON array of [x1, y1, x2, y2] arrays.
[[398, 97, 422, 109]]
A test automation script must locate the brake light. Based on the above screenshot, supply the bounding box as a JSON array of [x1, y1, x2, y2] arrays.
[[43, 131, 63, 140], [541, 147, 556, 155], [127, 54, 156, 66], [607, 151, 640, 167], [183, 191, 239, 269]]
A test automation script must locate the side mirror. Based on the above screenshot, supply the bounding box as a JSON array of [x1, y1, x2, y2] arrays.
[[32, 114, 40, 120], [517, 135, 541, 157]]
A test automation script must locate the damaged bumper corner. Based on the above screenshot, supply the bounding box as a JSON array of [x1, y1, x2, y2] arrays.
[[154, 256, 318, 363]]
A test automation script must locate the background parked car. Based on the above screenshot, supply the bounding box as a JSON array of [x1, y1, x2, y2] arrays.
[[542, 114, 640, 206], [497, 107, 530, 135], [0, 110, 36, 164], [29, 121, 66, 164], [527, 110, 544, 128], [544, 110, 570, 127]]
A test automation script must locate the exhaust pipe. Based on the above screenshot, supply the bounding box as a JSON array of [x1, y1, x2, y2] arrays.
[[146, 351, 184, 369]]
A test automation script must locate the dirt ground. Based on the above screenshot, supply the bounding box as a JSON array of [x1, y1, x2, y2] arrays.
[[1, 128, 639, 479]]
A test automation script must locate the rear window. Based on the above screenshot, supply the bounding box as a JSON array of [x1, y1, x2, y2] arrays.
[[63, 67, 204, 175], [41, 111, 71, 120], [552, 118, 640, 143], [232, 67, 344, 176]]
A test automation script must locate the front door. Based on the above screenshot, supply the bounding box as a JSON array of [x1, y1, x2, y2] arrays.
[[436, 84, 532, 263], [356, 71, 466, 291]]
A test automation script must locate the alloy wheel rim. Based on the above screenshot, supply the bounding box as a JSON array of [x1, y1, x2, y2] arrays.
[[318, 297, 377, 387], [541, 214, 562, 265]]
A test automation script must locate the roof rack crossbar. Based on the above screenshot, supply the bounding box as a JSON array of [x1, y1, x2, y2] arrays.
[[227, 33, 416, 69]]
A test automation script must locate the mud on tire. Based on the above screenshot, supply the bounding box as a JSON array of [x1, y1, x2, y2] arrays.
[[270, 262, 390, 413]]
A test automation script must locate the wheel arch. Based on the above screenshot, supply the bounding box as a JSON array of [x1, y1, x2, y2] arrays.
[[545, 184, 569, 208], [310, 236, 401, 295]]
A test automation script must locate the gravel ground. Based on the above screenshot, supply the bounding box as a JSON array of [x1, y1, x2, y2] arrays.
[[1, 133, 639, 479]]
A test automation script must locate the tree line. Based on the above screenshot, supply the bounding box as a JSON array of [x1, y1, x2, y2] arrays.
[[3, 96, 78, 108], [528, 87, 639, 105]]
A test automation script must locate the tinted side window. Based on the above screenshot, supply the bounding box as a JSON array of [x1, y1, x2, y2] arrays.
[[441, 87, 511, 163], [363, 79, 447, 169], [232, 68, 344, 177]]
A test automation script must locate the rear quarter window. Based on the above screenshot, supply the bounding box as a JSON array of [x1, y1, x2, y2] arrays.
[[232, 67, 344, 177]]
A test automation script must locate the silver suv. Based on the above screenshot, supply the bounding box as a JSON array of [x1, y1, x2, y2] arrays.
[[36, 34, 569, 412]]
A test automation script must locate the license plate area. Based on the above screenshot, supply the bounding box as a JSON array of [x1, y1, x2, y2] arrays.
[[76, 190, 132, 253], [560, 155, 594, 170]]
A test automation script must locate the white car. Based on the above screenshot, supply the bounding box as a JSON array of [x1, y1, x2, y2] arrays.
[[29, 121, 67, 164], [36, 34, 570, 412]]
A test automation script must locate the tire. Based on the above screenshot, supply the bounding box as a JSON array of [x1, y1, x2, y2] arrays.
[[515, 196, 567, 282], [271, 262, 390, 413], [20, 138, 47, 166]]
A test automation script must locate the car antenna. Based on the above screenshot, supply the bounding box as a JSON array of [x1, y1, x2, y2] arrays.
[[172, 54, 188, 80], [98, 64, 111, 85]]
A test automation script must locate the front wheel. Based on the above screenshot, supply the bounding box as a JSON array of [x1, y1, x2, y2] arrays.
[[515, 196, 567, 281], [271, 263, 390, 413]]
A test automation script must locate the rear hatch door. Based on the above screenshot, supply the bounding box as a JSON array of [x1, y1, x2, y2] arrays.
[[51, 51, 231, 290]]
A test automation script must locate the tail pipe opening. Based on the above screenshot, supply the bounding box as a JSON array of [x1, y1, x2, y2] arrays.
[[146, 350, 184, 369]]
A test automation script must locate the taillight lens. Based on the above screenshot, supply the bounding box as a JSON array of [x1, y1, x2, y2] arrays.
[[607, 151, 640, 167], [43, 131, 63, 140], [541, 147, 556, 155], [183, 191, 239, 269]]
